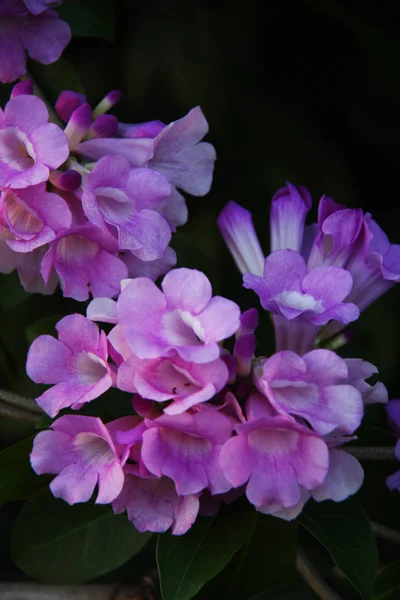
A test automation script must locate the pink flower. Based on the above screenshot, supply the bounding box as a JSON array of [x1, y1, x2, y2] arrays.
[[255, 349, 364, 436], [27, 314, 114, 417], [117, 352, 229, 415], [116, 268, 241, 364], [0, 184, 71, 252], [0, 94, 69, 187], [113, 471, 199, 535], [30, 415, 126, 505], [220, 413, 329, 517], [82, 155, 172, 260]]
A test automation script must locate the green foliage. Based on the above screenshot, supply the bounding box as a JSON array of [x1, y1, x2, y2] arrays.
[[195, 514, 298, 599], [57, 0, 116, 42], [157, 500, 255, 600], [11, 493, 152, 583], [298, 498, 378, 600], [373, 560, 400, 600], [0, 437, 48, 504]]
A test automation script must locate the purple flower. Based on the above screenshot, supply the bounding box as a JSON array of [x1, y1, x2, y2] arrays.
[[254, 349, 364, 436], [122, 245, 177, 281], [138, 410, 232, 495], [0, 184, 71, 252], [308, 197, 400, 319], [117, 353, 229, 415], [344, 359, 388, 406], [385, 400, 400, 492], [76, 107, 216, 228], [113, 471, 199, 535], [0, 3, 71, 83], [30, 415, 125, 505], [40, 223, 128, 301], [244, 249, 359, 353], [82, 155, 172, 260], [217, 202, 265, 276], [311, 448, 364, 503], [27, 314, 114, 417], [270, 183, 312, 252], [233, 308, 258, 377], [0, 94, 69, 188], [116, 268, 241, 363], [219, 413, 329, 518]]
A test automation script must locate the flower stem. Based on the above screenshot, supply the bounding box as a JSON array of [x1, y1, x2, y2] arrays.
[[345, 446, 396, 460], [0, 389, 42, 423], [297, 549, 344, 600]]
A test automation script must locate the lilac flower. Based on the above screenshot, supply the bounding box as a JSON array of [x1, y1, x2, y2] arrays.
[[0, 94, 69, 188], [0, 184, 71, 252], [244, 249, 359, 353], [30, 415, 125, 505], [113, 470, 199, 535], [26, 314, 114, 417], [344, 359, 388, 406], [0, 238, 58, 294], [270, 183, 312, 252], [116, 268, 241, 363], [82, 155, 172, 260], [254, 349, 364, 435], [40, 223, 128, 301], [217, 202, 265, 276], [76, 107, 216, 228], [233, 308, 258, 377], [138, 410, 232, 495], [220, 413, 329, 517], [117, 353, 229, 415], [122, 245, 177, 281], [311, 448, 364, 503], [0, 2, 71, 83], [307, 197, 400, 318]]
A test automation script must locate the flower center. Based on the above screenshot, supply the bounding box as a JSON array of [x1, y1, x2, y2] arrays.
[[0, 128, 35, 171]]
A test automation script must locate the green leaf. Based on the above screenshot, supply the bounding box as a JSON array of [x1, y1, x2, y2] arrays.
[[157, 499, 254, 600], [28, 58, 84, 103], [0, 272, 29, 313], [25, 315, 62, 346], [0, 437, 48, 504], [195, 514, 298, 599], [251, 581, 319, 599], [298, 498, 378, 600], [57, 0, 116, 42], [373, 560, 400, 600], [11, 493, 152, 583]]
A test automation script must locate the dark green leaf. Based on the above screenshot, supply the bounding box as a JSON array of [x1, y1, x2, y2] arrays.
[[11, 493, 152, 583], [25, 315, 62, 347], [0, 437, 48, 504], [0, 272, 29, 313], [373, 560, 400, 600], [57, 0, 116, 42], [298, 499, 378, 600], [29, 58, 84, 103], [251, 581, 319, 600], [195, 514, 298, 600], [157, 499, 254, 600]]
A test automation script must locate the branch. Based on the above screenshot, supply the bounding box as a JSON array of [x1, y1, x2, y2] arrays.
[[345, 446, 396, 461], [0, 583, 119, 600], [371, 522, 400, 546], [296, 549, 344, 600], [0, 389, 42, 423]]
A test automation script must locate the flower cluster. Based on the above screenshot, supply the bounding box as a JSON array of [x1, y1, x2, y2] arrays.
[[0, 0, 71, 83], [27, 184, 396, 535], [0, 82, 216, 299]]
